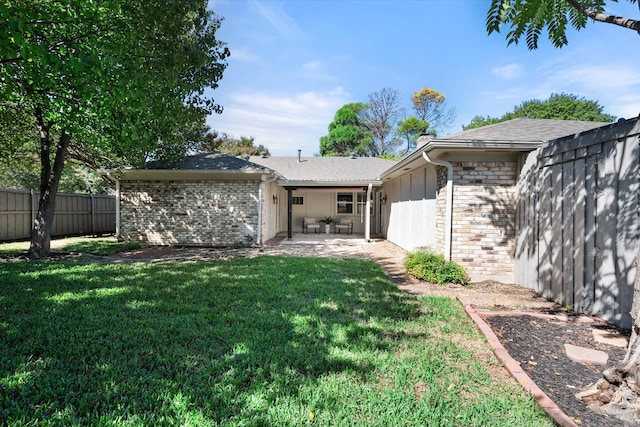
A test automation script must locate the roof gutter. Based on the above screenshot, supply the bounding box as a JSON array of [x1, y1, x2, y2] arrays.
[[422, 151, 453, 261]]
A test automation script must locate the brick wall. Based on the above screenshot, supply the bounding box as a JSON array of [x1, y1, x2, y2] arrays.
[[434, 166, 448, 255], [120, 180, 261, 246], [435, 161, 517, 281]]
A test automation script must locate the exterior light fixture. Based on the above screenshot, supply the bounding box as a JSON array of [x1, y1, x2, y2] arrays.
[[381, 195, 387, 204]]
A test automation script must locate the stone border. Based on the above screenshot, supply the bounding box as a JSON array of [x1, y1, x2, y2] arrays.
[[462, 302, 579, 427]]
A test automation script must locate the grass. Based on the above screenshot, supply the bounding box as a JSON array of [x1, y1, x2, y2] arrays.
[[0, 254, 553, 426], [0, 237, 144, 257]]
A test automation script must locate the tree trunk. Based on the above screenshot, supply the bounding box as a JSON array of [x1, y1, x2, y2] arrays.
[[28, 110, 70, 258], [577, 245, 640, 423]]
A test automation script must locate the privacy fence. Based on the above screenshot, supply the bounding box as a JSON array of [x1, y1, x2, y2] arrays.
[[515, 117, 640, 328], [0, 188, 116, 242]]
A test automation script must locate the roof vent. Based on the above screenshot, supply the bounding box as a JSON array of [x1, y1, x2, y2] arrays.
[[240, 153, 250, 160], [297, 149, 302, 163]]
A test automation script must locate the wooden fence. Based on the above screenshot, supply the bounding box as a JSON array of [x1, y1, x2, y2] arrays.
[[0, 188, 116, 242], [515, 117, 640, 328]]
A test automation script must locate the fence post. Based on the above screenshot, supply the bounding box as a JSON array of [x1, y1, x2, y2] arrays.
[[30, 189, 36, 236], [91, 194, 96, 236]]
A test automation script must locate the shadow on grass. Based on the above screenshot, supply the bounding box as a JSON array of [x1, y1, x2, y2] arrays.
[[0, 256, 421, 425]]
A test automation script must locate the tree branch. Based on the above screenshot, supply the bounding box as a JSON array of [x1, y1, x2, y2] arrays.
[[565, 0, 640, 33]]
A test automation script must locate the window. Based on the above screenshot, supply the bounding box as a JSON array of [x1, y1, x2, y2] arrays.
[[337, 193, 353, 214], [292, 196, 304, 205], [357, 192, 373, 215]]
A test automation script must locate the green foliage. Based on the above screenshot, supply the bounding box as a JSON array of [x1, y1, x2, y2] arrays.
[[463, 93, 615, 130], [0, 257, 551, 425], [0, 163, 112, 194], [321, 216, 335, 224], [487, 0, 639, 49], [0, 0, 229, 255], [405, 249, 469, 285], [377, 152, 401, 160], [319, 102, 371, 156], [199, 133, 270, 157], [395, 116, 431, 154]]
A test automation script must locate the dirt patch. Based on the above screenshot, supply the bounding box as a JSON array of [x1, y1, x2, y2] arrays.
[[487, 314, 632, 427]]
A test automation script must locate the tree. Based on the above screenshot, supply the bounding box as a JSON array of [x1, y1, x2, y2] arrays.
[[199, 132, 270, 157], [1, 0, 229, 257], [395, 116, 431, 154], [319, 102, 371, 156], [487, 2, 640, 422], [363, 88, 405, 156], [411, 87, 456, 132], [487, 0, 640, 49], [463, 93, 616, 130]]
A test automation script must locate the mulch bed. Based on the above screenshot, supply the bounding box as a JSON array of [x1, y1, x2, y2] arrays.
[[485, 313, 635, 427]]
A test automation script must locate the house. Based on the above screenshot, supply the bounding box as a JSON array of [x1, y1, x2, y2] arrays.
[[114, 151, 396, 247], [114, 118, 607, 280], [379, 118, 608, 282]]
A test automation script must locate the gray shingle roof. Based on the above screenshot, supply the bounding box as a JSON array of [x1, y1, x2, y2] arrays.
[[144, 152, 272, 174], [438, 118, 608, 143], [249, 156, 397, 183]]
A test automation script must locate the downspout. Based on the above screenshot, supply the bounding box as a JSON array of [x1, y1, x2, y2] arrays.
[[422, 151, 453, 261], [256, 175, 278, 245], [365, 182, 372, 242]]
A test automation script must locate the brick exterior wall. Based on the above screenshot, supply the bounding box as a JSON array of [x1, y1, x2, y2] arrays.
[[119, 180, 261, 246], [435, 166, 448, 255], [435, 161, 517, 281]]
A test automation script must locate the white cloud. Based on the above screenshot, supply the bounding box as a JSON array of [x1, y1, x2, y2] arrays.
[[544, 63, 640, 92], [250, 0, 303, 41], [302, 61, 321, 70], [479, 58, 640, 122], [491, 64, 524, 80], [206, 87, 352, 155], [228, 46, 260, 63]]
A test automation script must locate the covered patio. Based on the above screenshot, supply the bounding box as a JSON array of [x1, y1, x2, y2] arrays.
[[269, 231, 372, 245]]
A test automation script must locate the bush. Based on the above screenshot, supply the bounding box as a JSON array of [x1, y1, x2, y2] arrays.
[[404, 249, 469, 285]]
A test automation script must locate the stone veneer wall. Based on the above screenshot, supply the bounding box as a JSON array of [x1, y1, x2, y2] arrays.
[[435, 161, 517, 281], [120, 180, 261, 246]]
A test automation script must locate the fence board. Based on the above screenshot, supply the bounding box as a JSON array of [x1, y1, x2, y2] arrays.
[[0, 188, 116, 241], [615, 136, 639, 325], [538, 165, 553, 299], [551, 163, 563, 303], [583, 158, 597, 314], [562, 157, 575, 307], [595, 141, 618, 321], [573, 158, 586, 313]]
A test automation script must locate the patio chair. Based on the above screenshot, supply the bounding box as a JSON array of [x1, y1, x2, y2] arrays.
[[302, 217, 320, 234], [334, 218, 353, 234]]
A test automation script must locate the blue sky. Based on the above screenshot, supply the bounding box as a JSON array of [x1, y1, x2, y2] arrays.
[[207, 0, 640, 156]]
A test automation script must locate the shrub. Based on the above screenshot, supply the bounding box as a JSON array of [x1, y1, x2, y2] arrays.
[[405, 249, 469, 285]]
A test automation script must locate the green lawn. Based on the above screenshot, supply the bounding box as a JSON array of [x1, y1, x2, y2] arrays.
[[0, 256, 552, 426], [0, 237, 144, 257]]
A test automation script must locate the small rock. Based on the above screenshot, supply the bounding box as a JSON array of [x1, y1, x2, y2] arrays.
[[564, 343, 609, 365], [592, 328, 629, 348]]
